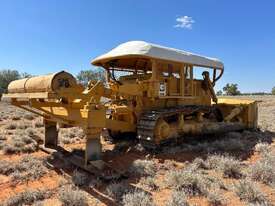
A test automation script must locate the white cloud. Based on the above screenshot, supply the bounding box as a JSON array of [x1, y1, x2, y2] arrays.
[[174, 16, 195, 29]]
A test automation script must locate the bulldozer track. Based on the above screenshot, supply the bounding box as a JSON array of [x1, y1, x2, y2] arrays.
[[137, 105, 219, 149]]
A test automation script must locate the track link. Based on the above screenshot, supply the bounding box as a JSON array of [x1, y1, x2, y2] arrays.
[[137, 105, 217, 148]]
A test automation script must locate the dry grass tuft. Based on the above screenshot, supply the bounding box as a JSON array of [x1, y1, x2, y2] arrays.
[[11, 115, 21, 120], [165, 169, 209, 196], [17, 122, 31, 129], [58, 185, 88, 206], [248, 151, 275, 186], [188, 157, 208, 170], [0, 135, 7, 140], [23, 113, 35, 120], [205, 154, 243, 178], [254, 142, 272, 154], [165, 159, 227, 198], [165, 190, 189, 206], [34, 119, 44, 128], [106, 182, 129, 201], [129, 159, 157, 176], [3, 189, 51, 206], [2, 135, 38, 154], [25, 128, 42, 143], [139, 176, 158, 191], [11, 156, 48, 182], [59, 127, 85, 144], [234, 179, 269, 205], [206, 189, 226, 206], [0, 155, 48, 182], [122, 190, 155, 206], [0, 160, 17, 175], [5, 122, 17, 130]]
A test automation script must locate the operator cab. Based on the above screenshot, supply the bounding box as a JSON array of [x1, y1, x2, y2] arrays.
[[92, 41, 224, 103]]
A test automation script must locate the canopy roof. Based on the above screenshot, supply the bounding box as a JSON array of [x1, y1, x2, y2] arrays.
[[92, 41, 224, 70]]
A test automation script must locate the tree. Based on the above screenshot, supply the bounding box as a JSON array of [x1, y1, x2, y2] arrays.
[[216, 90, 223, 96], [272, 87, 275, 95], [76, 68, 105, 87], [0, 69, 20, 94], [21, 72, 32, 78], [223, 83, 241, 96]]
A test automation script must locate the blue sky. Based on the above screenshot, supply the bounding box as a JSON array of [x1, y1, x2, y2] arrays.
[[0, 0, 274, 92]]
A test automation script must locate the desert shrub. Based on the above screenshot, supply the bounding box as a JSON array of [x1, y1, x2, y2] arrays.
[[139, 176, 158, 191], [0, 156, 48, 182], [205, 155, 243, 178], [23, 113, 35, 120], [3, 144, 21, 154], [122, 190, 154, 206], [58, 185, 88, 206], [32, 201, 44, 206], [11, 156, 48, 182], [70, 127, 85, 139], [205, 176, 228, 191], [72, 170, 90, 186], [17, 122, 31, 129], [0, 160, 16, 175], [60, 136, 73, 144], [0, 141, 5, 150], [129, 159, 157, 176], [60, 127, 85, 144], [165, 169, 209, 196], [11, 115, 21, 120], [3, 189, 50, 206], [254, 142, 271, 154], [34, 119, 44, 128], [218, 157, 243, 178], [106, 182, 129, 201], [188, 157, 208, 170], [234, 179, 269, 204], [60, 130, 74, 144], [2, 135, 38, 154], [0, 135, 7, 140], [206, 189, 226, 206], [248, 151, 275, 186], [165, 190, 189, 206], [5, 122, 17, 130], [25, 128, 42, 143], [21, 135, 34, 144]]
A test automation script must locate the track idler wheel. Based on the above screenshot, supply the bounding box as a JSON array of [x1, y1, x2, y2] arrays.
[[154, 119, 170, 143]]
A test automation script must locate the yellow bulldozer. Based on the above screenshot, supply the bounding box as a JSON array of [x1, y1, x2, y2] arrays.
[[2, 41, 258, 170]]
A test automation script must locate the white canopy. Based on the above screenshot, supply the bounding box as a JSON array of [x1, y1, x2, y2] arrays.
[[92, 41, 224, 70]]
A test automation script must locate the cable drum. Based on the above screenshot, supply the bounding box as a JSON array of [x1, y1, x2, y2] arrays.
[[8, 71, 77, 93]]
